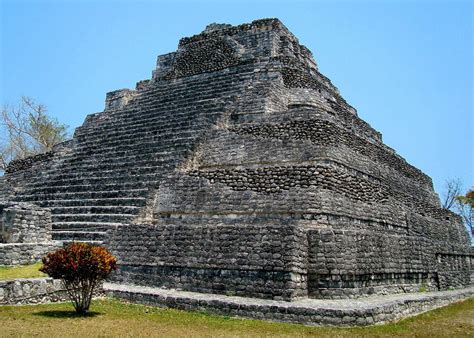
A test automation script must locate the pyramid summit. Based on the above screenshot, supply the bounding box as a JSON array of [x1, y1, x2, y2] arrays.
[[1, 18, 472, 320]]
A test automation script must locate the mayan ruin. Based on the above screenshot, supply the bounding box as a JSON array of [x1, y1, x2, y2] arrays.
[[1, 18, 472, 325]]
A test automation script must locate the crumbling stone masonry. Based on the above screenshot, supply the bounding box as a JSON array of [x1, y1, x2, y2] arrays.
[[1, 19, 472, 304], [0, 278, 67, 305], [0, 201, 61, 265]]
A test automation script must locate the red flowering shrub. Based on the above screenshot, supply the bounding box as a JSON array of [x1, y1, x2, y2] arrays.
[[40, 242, 117, 314]]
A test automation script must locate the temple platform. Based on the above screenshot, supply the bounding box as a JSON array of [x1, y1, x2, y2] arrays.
[[104, 282, 474, 326]]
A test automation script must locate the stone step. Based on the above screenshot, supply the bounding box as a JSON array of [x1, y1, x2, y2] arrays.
[[89, 83, 234, 117], [52, 221, 123, 231], [20, 181, 156, 195], [7, 139, 188, 188], [75, 126, 206, 147], [76, 98, 221, 127], [59, 239, 104, 245], [13, 188, 149, 201], [72, 108, 218, 147], [76, 109, 212, 138], [52, 230, 107, 241], [30, 165, 166, 182], [49, 205, 142, 215], [70, 145, 187, 160], [25, 168, 167, 186], [59, 150, 182, 167], [75, 80, 249, 132], [39, 197, 147, 207], [83, 94, 229, 119], [79, 69, 253, 118], [27, 173, 163, 189], [23, 158, 177, 180], [71, 135, 194, 154], [52, 213, 136, 223], [72, 140, 189, 157]]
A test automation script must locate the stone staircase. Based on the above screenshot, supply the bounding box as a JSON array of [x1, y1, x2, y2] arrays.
[[8, 64, 258, 242]]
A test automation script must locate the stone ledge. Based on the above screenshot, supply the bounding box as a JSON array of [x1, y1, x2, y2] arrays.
[[0, 277, 67, 305], [0, 241, 63, 265], [0, 278, 106, 305], [104, 282, 474, 326]]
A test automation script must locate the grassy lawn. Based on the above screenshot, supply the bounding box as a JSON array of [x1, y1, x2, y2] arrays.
[[0, 262, 45, 280], [0, 297, 472, 337]]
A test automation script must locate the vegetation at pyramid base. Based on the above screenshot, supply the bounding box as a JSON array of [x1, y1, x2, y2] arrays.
[[40, 243, 117, 314]]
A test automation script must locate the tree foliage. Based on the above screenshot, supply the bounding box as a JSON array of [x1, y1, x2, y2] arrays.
[[455, 189, 474, 236], [456, 190, 474, 208], [0, 96, 69, 172], [442, 179, 473, 237], [441, 178, 463, 210], [40, 243, 117, 314]]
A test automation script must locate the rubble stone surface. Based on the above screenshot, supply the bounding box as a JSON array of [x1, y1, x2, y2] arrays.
[[0, 278, 67, 305], [104, 282, 474, 326]]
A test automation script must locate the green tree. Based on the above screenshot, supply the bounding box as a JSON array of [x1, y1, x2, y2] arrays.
[[455, 189, 474, 236], [0, 96, 69, 172], [442, 179, 473, 237]]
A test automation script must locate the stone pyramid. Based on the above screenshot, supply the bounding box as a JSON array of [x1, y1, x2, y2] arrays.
[[2, 19, 471, 299]]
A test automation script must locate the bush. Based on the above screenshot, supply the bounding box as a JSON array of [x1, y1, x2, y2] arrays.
[[40, 242, 117, 314]]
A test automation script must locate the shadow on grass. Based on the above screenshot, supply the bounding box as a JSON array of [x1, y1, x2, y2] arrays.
[[33, 310, 102, 318]]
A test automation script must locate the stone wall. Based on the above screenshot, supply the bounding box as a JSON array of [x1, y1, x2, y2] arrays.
[[105, 89, 138, 111], [0, 242, 62, 265], [196, 130, 437, 205], [190, 164, 388, 203], [5, 152, 55, 174], [0, 201, 52, 243], [162, 38, 242, 80], [0, 201, 60, 265], [106, 282, 474, 326], [156, 173, 407, 226], [4, 140, 73, 176], [108, 219, 308, 300], [157, 155, 470, 297], [229, 118, 432, 187], [0, 278, 67, 305], [307, 229, 436, 298], [0, 277, 104, 305], [436, 253, 473, 290]]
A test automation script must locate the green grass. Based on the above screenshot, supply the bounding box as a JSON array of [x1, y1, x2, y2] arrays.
[[0, 297, 472, 337], [0, 262, 46, 280]]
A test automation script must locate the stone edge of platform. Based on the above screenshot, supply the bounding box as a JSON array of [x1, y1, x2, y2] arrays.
[[103, 282, 474, 326]]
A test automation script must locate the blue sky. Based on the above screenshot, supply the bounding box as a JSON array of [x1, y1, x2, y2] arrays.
[[1, 0, 472, 198]]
